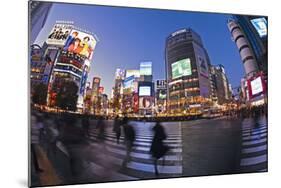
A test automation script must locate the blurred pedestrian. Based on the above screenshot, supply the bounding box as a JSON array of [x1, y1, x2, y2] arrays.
[[31, 115, 44, 173], [45, 119, 59, 156], [82, 114, 90, 138], [36, 114, 45, 143], [122, 117, 135, 167], [113, 115, 121, 144], [96, 116, 105, 142], [150, 122, 169, 176]]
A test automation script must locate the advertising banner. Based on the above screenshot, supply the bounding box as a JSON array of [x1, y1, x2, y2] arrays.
[[43, 48, 58, 84], [139, 86, 151, 96], [115, 68, 125, 79], [250, 76, 263, 95], [64, 29, 97, 60], [171, 58, 192, 79], [46, 24, 73, 46], [57, 50, 85, 70], [139, 97, 152, 109], [251, 17, 267, 38], [140, 61, 152, 75], [98, 86, 104, 94], [198, 56, 209, 78], [133, 93, 139, 113], [158, 89, 167, 99], [248, 74, 266, 99], [156, 80, 167, 89], [79, 65, 89, 95], [126, 70, 140, 78]]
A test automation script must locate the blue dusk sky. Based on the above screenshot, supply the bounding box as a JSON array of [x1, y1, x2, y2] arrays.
[[35, 2, 244, 96]]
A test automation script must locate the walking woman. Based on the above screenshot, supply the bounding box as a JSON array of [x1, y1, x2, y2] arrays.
[[150, 122, 169, 176]]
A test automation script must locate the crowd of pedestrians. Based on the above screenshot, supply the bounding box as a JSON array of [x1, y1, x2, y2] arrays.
[[30, 109, 171, 177]]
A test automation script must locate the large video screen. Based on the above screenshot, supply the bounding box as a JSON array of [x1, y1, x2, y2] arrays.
[[172, 58, 192, 79], [29, 1, 268, 187], [140, 61, 152, 75], [251, 17, 267, 38], [139, 86, 151, 96], [251, 76, 263, 95]]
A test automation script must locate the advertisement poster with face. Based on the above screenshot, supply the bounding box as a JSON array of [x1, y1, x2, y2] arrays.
[[198, 56, 209, 78], [64, 29, 97, 60], [139, 97, 152, 109], [46, 24, 73, 46]]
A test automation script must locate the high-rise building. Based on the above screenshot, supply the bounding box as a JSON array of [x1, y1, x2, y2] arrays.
[[140, 61, 153, 82], [35, 22, 99, 110], [227, 18, 267, 106], [155, 79, 167, 113], [210, 65, 231, 105], [165, 28, 212, 114], [232, 15, 268, 80], [227, 19, 259, 78], [29, 1, 53, 44], [91, 77, 101, 113]]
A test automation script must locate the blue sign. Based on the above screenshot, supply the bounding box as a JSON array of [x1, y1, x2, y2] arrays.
[[251, 18, 267, 38]]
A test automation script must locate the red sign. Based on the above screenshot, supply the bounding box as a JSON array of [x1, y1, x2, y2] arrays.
[[247, 72, 266, 99]]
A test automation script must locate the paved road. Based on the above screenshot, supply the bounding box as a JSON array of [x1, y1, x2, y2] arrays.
[[30, 115, 268, 186]]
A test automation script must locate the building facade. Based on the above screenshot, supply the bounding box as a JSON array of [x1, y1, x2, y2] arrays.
[[29, 1, 53, 44], [165, 28, 212, 114]]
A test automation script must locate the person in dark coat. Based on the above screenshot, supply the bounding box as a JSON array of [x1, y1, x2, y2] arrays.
[[96, 116, 105, 143], [82, 114, 90, 138], [113, 115, 121, 144], [122, 117, 135, 167], [150, 122, 169, 175]]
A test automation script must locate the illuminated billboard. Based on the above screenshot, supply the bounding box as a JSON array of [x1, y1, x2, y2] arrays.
[[115, 68, 125, 79], [57, 50, 86, 70], [126, 70, 140, 78], [139, 97, 153, 109], [64, 29, 97, 60], [140, 61, 152, 75], [171, 58, 192, 79], [123, 75, 135, 90], [250, 76, 263, 95], [159, 90, 167, 99], [156, 80, 167, 89], [251, 17, 267, 38], [98, 86, 104, 94], [46, 24, 73, 46], [139, 86, 151, 96], [79, 65, 89, 95]]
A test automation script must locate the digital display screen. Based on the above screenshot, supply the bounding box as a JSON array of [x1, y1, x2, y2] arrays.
[[140, 62, 152, 75], [251, 17, 267, 38], [126, 70, 140, 78], [123, 75, 135, 89], [172, 58, 192, 79], [251, 76, 263, 95], [139, 86, 151, 96], [159, 92, 166, 99]]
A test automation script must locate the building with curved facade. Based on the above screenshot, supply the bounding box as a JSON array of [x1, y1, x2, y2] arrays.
[[227, 19, 259, 78]]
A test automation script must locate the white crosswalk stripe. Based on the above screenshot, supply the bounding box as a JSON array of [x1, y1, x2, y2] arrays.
[[239, 116, 268, 172], [83, 122, 183, 179]]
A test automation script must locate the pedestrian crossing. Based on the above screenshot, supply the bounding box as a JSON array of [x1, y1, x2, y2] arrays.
[[81, 121, 183, 181], [239, 116, 268, 173]]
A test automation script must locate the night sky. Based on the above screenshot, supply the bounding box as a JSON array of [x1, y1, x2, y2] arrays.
[[35, 2, 244, 96]]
